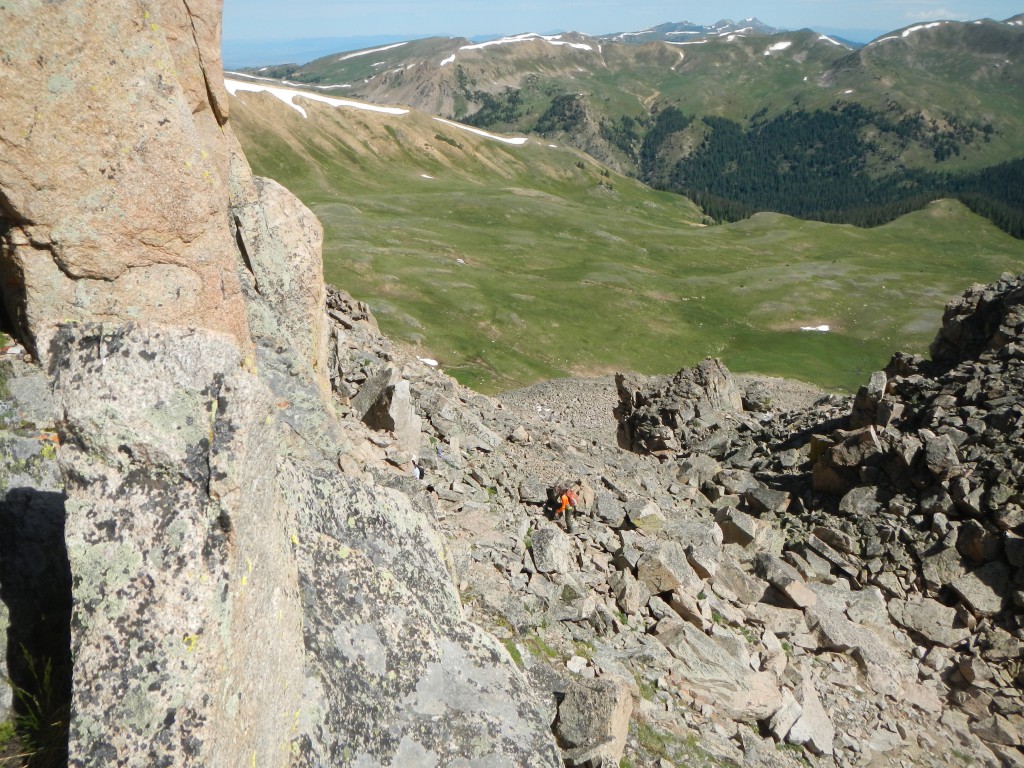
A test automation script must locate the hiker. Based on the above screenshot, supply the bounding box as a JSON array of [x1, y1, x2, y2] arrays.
[[551, 484, 579, 533]]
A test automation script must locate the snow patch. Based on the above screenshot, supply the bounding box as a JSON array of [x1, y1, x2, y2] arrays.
[[668, 39, 708, 46], [440, 54, 456, 66], [818, 34, 845, 47], [764, 41, 793, 55], [420, 174, 434, 180], [227, 71, 351, 91], [417, 357, 439, 367], [224, 78, 410, 118], [336, 42, 408, 62], [226, 70, 291, 84], [873, 20, 949, 45], [801, 325, 831, 332], [433, 117, 529, 145], [460, 33, 593, 52], [844, 89, 855, 94], [902, 21, 946, 37]]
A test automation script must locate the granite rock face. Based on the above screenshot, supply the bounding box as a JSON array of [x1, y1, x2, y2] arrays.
[[286, 461, 559, 766], [0, 0, 251, 359], [46, 319, 560, 767], [53, 324, 306, 767]]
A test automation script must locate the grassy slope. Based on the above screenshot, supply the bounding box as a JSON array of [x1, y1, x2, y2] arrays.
[[230, 89, 1024, 394]]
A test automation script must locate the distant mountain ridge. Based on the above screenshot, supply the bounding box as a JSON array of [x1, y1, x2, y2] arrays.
[[601, 17, 784, 44], [231, 14, 1024, 159], [229, 13, 1024, 236]]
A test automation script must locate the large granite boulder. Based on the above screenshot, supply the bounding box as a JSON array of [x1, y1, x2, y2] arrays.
[[0, 0, 250, 359], [285, 459, 559, 766], [53, 322, 561, 766], [615, 358, 743, 454]]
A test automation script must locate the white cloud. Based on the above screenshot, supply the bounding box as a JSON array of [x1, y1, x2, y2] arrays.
[[903, 7, 964, 20]]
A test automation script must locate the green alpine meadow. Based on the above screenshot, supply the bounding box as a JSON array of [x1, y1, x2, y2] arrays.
[[230, 86, 1024, 393]]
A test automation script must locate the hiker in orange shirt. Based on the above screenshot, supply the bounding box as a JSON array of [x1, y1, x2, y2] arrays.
[[553, 486, 579, 533]]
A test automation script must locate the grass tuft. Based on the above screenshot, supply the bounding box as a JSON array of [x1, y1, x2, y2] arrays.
[[5, 650, 70, 768]]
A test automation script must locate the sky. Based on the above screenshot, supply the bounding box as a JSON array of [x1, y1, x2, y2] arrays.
[[222, 0, 1023, 45]]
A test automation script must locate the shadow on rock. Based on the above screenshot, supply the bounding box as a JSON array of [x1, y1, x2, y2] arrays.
[[0, 488, 71, 765]]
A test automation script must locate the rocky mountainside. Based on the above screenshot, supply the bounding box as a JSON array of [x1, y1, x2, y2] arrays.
[[0, 1, 557, 765], [316, 273, 1024, 767], [0, 2, 1022, 767]]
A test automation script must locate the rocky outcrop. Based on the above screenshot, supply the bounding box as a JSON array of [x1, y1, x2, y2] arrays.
[[615, 357, 745, 455], [930, 275, 1024, 365], [0, 0, 251, 359], [0, 2, 561, 765]]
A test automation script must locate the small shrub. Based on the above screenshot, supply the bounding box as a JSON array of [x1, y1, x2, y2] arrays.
[[524, 634, 558, 660], [573, 640, 595, 659], [0, 720, 16, 744], [434, 133, 463, 149]]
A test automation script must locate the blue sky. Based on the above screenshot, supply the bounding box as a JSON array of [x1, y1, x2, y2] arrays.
[[222, 1, 1023, 44]]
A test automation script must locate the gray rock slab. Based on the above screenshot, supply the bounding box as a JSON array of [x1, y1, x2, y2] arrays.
[[637, 540, 703, 596], [805, 602, 913, 698], [951, 561, 1010, 618], [657, 620, 782, 720], [555, 676, 633, 766], [888, 597, 971, 647], [787, 676, 835, 756], [531, 525, 575, 574]]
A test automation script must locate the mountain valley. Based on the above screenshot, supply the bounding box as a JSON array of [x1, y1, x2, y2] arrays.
[[227, 76, 1024, 394]]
